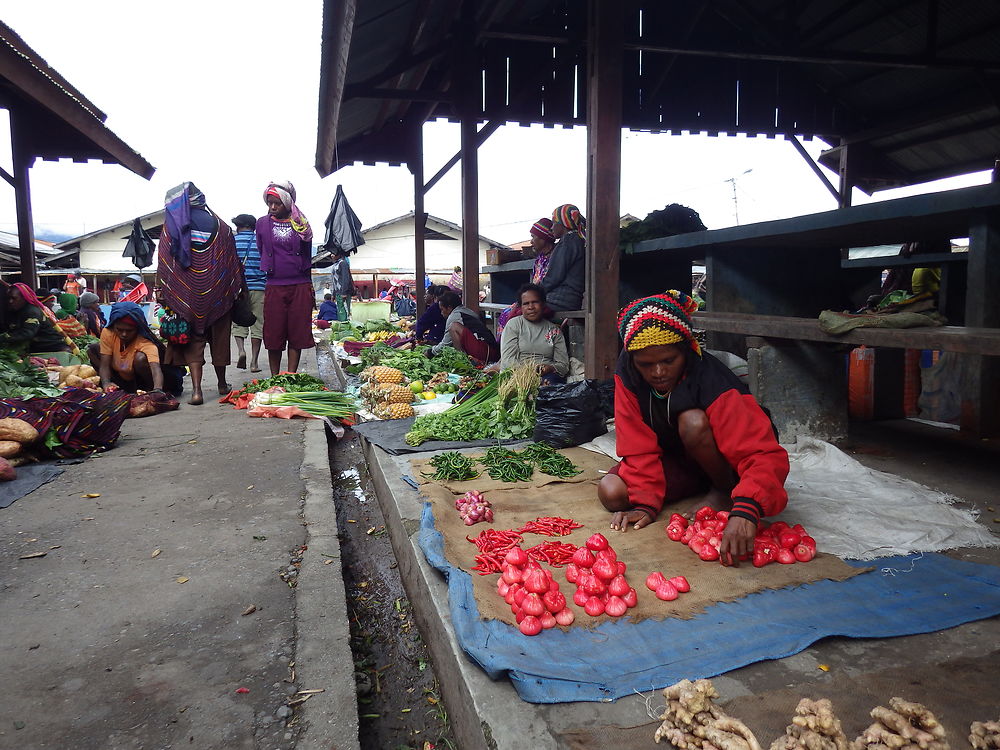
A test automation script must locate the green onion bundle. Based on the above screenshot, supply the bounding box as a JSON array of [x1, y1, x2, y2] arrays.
[[254, 390, 358, 423]]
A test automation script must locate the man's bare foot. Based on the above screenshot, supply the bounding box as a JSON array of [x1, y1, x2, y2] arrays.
[[188, 392, 204, 406]]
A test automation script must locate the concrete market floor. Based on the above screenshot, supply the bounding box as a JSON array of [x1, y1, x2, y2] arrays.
[[0, 351, 359, 750], [363, 418, 1000, 750]]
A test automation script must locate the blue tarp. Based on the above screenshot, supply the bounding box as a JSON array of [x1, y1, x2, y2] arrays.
[[419, 502, 1000, 704]]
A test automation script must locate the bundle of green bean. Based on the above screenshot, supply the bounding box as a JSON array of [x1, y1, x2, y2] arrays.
[[479, 446, 534, 482], [518, 442, 583, 478], [423, 451, 479, 481]]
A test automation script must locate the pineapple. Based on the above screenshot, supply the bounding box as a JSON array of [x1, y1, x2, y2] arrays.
[[374, 402, 414, 420], [366, 366, 404, 384], [381, 384, 414, 404]]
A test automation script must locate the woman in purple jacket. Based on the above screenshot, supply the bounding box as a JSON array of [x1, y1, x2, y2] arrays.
[[256, 181, 315, 375]]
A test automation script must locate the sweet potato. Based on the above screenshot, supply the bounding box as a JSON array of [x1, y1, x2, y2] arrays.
[[0, 440, 21, 458], [58, 364, 82, 383], [0, 457, 16, 481], [0, 418, 39, 444]]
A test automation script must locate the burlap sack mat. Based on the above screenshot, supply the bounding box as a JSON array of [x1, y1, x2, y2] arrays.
[[556, 649, 1000, 750], [420, 476, 866, 628], [410, 445, 608, 493]]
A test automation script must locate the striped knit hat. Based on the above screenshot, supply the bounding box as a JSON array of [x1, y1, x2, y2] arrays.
[[617, 290, 701, 354], [529, 217, 555, 242], [552, 204, 586, 238]]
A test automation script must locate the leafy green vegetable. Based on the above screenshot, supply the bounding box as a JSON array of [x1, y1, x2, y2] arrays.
[[0, 351, 62, 399], [235, 372, 326, 397], [357, 342, 477, 381]]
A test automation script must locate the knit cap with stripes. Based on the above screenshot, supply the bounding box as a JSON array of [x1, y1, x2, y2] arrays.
[[617, 290, 702, 355]]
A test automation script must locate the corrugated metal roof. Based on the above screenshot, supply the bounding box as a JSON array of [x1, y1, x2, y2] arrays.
[[318, 0, 1000, 193], [0, 20, 154, 178]]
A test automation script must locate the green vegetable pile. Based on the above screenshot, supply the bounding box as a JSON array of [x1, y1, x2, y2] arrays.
[[404, 364, 540, 446], [358, 343, 477, 381], [71, 334, 100, 352], [234, 372, 326, 397], [479, 445, 533, 482], [422, 451, 479, 481], [518, 442, 583, 478], [0, 351, 62, 399]]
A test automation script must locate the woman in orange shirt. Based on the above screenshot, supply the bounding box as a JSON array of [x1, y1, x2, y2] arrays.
[[87, 302, 182, 395]]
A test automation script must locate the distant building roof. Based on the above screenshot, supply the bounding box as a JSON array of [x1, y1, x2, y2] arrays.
[[53, 209, 164, 250]]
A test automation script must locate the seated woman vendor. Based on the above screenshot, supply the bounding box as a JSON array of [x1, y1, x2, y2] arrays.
[[495, 283, 568, 384], [0, 283, 73, 353], [599, 291, 789, 567], [428, 291, 499, 366], [88, 302, 168, 394]]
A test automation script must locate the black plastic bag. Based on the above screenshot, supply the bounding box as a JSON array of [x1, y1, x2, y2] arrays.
[[122, 218, 155, 269], [533, 380, 608, 448]]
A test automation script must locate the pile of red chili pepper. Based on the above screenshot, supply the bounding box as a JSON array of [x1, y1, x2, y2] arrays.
[[525, 541, 577, 566], [467, 528, 524, 574], [467, 516, 582, 575], [517, 516, 583, 537]]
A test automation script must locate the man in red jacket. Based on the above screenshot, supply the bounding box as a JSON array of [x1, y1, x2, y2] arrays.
[[599, 290, 789, 566]]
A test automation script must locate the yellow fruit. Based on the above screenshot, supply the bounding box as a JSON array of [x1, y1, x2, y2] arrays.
[[382, 385, 413, 404], [422, 391, 436, 400], [374, 402, 414, 419]]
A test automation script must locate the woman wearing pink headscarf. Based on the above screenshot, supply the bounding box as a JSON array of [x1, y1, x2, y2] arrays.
[[256, 180, 315, 375], [0, 283, 74, 353]]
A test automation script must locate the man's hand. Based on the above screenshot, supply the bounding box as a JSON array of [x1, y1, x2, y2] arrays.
[[719, 516, 756, 566], [610, 508, 654, 533], [104, 383, 120, 392], [424, 348, 435, 359]]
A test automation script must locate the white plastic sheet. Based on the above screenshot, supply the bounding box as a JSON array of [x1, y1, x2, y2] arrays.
[[580, 429, 999, 561]]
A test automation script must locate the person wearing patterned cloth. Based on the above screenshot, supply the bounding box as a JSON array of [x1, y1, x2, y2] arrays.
[[156, 182, 244, 405], [256, 180, 315, 376], [542, 204, 587, 313], [598, 290, 789, 567], [231, 213, 266, 373]]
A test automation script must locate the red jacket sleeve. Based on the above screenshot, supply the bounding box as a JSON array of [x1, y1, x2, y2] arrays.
[[613, 375, 667, 517], [704, 389, 789, 523]]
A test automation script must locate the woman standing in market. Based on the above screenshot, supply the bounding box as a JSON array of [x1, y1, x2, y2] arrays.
[[542, 204, 586, 313], [156, 182, 244, 405], [599, 290, 789, 567], [496, 283, 568, 384], [256, 180, 315, 376], [495, 218, 557, 335], [0, 283, 73, 353]]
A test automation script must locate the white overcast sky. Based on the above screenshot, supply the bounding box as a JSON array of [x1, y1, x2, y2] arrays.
[[1, 1, 989, 247]]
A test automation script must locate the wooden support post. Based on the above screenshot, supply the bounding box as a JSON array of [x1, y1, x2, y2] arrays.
[[412, 129, 427, 318], [584, 0, 623, 379], [458, 0, 480, 312], [11, 110, 38, 288], [960, 218, 1000, 435]]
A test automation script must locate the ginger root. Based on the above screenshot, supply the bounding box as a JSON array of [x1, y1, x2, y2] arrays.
[[770, 698, 850, 750], [969, 720, 1000, 750], [852, 699, 949, 750], [654, 678, 762, 750]]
